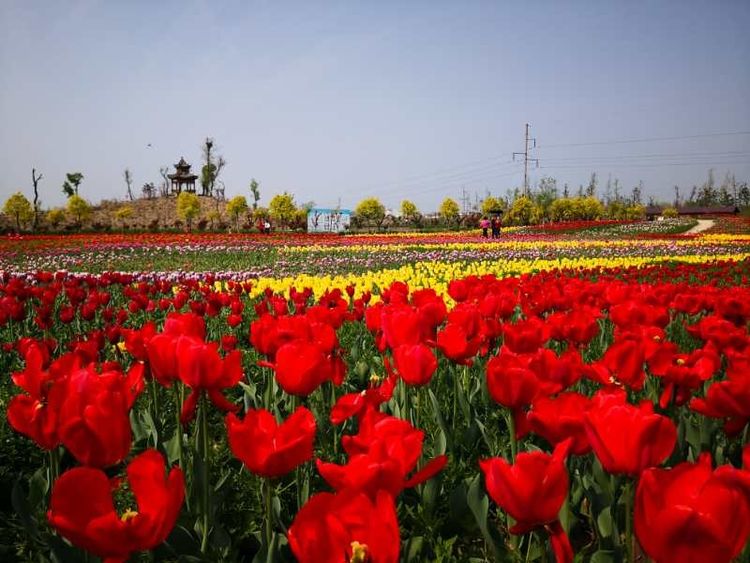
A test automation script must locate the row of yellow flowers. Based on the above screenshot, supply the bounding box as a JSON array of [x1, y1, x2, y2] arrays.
[[237, 252, 750, 306], [279, 234, 750, 254]]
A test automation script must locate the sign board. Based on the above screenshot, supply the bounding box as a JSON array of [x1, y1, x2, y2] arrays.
[[307, 208, 352, 233]]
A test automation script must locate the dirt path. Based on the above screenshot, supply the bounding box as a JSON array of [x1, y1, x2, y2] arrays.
[[685, 219, 714, 234]]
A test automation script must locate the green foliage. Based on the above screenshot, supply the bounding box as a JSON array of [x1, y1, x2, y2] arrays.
[[176, 192, 201, 230], [3, 192, 34, 231], [268, 192, 298, 228], [661, 207, 679, 218], [355, 197, 386, 227], [549, 197, 604, 222], [112, 205, 134, 228], [480, 196, 505, 216], [400, 200, 419, 221], [253, 206, 270, 221], [249, 179, 260, 209], [46, 208, 66, 228], [607, 200, 643, 221], [66, 195, 92, 225], [438, 198, 460, 225], [505, 195, 542, 225], [62, 172, 84, 198], [226, 196, 249, 229], [625, 204, 645, 220]]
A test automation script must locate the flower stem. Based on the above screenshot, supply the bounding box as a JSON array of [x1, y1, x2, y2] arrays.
[[505, 410, 518, 462], [48, 447, 60, 485], [150, 379, 159, 447], [264, 478, 274, 553], [624, 481, 634, 563], [199, 395, 211, 554], [174, 384, 184, 471]]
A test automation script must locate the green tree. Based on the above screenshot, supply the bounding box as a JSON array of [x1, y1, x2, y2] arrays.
[[355, 197, 386, 229], [481, 195, 505, 216], [696, 169, 717, 206], [253, 206, 270, 221], [250, 179, 260, 210], [67, 194, 92, 226], [113, 205, 134, 228], [47, 208, 66, 228], [176, 192, 201, 231], [506, 196, 542, 226], [549, 198, 574, 221], [439, 198, 461, 226], [737, 183, 750, 208], [226, 195, 249, 230], [62, 172, 84, 198], [400, 200, 421, 226], [269, 192, 298, 228], [200, 138, 226, 197], [3, 192, 34, 231]]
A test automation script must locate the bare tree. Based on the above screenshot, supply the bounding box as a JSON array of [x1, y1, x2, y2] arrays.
[[124, 168, 134, 201], [32, 168, 43, 231], [159, 166, 170, 197]]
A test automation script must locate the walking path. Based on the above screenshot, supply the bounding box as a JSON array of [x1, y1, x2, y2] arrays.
[[685, 219, 714, 234]]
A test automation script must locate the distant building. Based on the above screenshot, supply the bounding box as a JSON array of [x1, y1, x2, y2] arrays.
[[307, 208, 352, 233], [168, 157, 198, 195]]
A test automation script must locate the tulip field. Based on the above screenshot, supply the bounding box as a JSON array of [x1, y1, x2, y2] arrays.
[[2, 219, 750, 563]]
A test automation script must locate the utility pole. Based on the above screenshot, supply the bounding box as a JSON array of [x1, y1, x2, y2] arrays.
[[513, 123, 539, 196], [460, 186, 471, 214]]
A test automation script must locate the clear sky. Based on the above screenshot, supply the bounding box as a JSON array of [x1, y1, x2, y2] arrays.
[[1, 0, 749, 212]]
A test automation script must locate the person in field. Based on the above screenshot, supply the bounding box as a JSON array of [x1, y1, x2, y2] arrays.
[[480, 216, 490, 238]]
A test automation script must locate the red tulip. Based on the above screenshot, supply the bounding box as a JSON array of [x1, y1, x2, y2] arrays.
[[226, 406, 316, 478], [502, 317, 549, 354], [691, 370, 750, 436], [288, 489, 400, 563], [48, 449, 184, 563], [528, 347, 584, 395], [330, 374, 396, 425], [7, 343, 62, 450], [271, 340, 341, 396], [317, 414, 447, 497], [648, 343, 720, 408], [584, 390, 676, 476], [486, 348, 539, 411], [392, 343, 437, 386], [587, 338, 645, 390], [56, 362, 142, 467], [527, 392, 592, 455], [437, 322, 482, 365], [176, 339, 242, 424], [635, 453, 750, 563], [480, 439, 573, 563]]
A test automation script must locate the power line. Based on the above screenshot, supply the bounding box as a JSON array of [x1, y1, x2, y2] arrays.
[[540, 159, 750, 170], [373, 159, 520, 197], [537, 130, 750, 149], [362, 155, 508, 192], [542, 149, 750, 164]]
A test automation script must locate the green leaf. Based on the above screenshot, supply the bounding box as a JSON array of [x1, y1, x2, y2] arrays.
[[428, 389, 453, 451], [589, 549, 617, 563], [405, 535, 424, 562], [164, 429, 183, 465], [596, 506, 613, 538]]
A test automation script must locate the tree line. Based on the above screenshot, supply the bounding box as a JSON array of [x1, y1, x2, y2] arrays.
[[3, 164, 748, 232]]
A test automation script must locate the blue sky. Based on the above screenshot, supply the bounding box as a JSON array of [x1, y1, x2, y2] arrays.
[[1, 0, 749, 212]]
